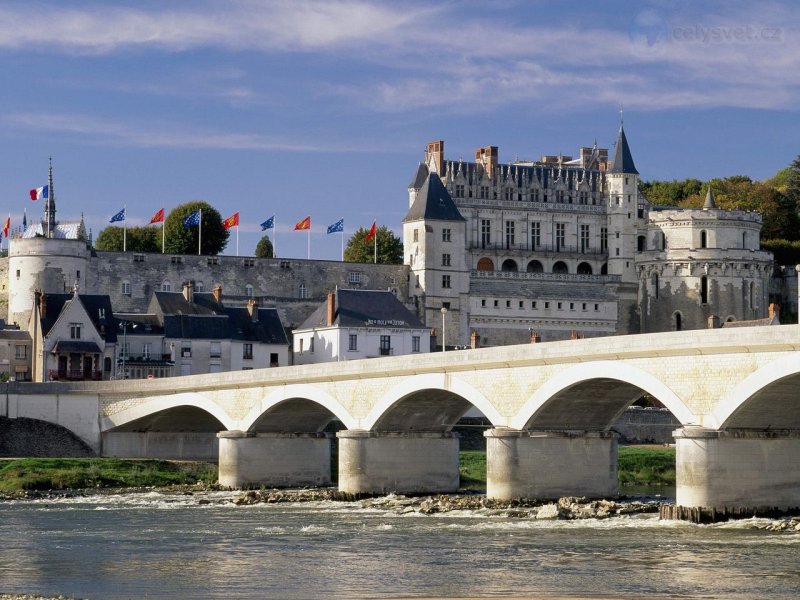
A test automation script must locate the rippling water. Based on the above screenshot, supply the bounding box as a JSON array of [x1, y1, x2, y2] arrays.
[[1, 491, 799, 599]]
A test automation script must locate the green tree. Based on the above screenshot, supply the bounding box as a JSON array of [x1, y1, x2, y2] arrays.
[[163, 201, 229, 255], [786, 155, 800, 220], [344, 225, 403, 264], [255, 235, 274, 258], [95, 226, 160, 252]]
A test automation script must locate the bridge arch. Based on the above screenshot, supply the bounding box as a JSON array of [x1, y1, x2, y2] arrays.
[[100, 392, 237, 432], [510, 361, 696, 431], [708, 354, 800, 430], [363, 373, 504, 431], [241, 384, 357, 432]]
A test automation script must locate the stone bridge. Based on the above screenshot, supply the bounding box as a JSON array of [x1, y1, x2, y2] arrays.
[[4, 325, 800, 510]]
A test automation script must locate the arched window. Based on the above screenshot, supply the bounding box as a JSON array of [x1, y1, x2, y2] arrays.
[[501, 259, 518, 272], [121, 280, 131, 295], [700, 276, 708, 304], [476, 257, 494, 271], [245, 284, 254, 297], [600, 263, 608, 275], [195, 281, 205, 292], [527, 260, 544, 273], [749, 281, 755, 310], [700, 230, 707, 249], [577, 262, 592, 275], [161, 281, 171, 292], [652, 273, 659, 299], [662, 232, 667, 250], [674, 311, 683, 331], [299, 283, 307, 299], [637, 236, 645, 252], [552, 261, 568, 274]]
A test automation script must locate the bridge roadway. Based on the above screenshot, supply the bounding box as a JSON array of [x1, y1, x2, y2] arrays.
[[4, 325, 800, 510]]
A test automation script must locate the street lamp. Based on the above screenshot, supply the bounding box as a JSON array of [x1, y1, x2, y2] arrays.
[[440, 306, 448, 352]]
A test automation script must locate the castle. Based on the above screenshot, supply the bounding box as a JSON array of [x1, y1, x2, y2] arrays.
[[3, 125, 774, 348]]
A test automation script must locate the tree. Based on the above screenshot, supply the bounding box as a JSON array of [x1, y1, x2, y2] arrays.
[[163, 201, 229, 255], [95, 226, 160, 252], [786, 154, 800, 221], [344, 225, 403, 264], [255, 235, 274, 258]]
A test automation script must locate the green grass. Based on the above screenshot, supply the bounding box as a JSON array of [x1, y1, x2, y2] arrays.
[[0, 458, 217, 492], [459, 450, 487, 490], [617, 446, 676, 487]]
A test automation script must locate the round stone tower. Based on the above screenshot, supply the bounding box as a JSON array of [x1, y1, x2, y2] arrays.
[[636, 188, 773, 332]]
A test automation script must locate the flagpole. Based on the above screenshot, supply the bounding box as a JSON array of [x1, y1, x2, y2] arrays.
[[307, 226, 310, 260], [198, 208, 202, 256], [236, 224, 239, 257], [374, 227, 377, 264], [123, 205, 127, 253], [273, 216, 277, 258], [340, 229, 344, 261], [162, 220, 165, 254]]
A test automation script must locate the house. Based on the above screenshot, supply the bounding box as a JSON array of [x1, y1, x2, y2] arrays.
[[293, 289, 430, 364], [0, 327, 33, 382], [28, 290, 117, 382]]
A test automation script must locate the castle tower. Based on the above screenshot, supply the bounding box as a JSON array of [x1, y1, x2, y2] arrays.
[[403, 171, 468, 347], [605, 124, 639, 284]]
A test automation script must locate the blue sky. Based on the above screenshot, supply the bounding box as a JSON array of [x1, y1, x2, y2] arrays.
[[0, 0, 798, 259]]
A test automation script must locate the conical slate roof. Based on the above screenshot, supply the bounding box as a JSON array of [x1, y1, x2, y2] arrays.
[[408, 162, 429, 189], [608, 125, 639, 175], [403, 172, 465, 223], [703, 186, 717, 210]]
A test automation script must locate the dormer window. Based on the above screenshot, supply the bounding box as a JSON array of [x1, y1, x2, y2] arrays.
[[70, 323, 81, 339]]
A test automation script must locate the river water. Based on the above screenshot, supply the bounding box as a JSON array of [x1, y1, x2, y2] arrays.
[[1, 491, 798, 599]]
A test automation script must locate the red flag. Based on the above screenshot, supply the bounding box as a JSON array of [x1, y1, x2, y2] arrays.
[[149, 208, 165, 224], [294, 216, 311, 231], [222, 212, 240, 230], [365, 221, 377, 242], [3, 215, 9, 238]]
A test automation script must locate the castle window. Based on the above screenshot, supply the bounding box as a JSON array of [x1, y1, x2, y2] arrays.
[[505, 221, 515, 248], [700, 276, 708, 304], [519, 301, 524, 309], [133, 254, 145, 263], [674, 312, 683, 331], [557, 302, 563, 310], [195, 281, 205, 292], [579, 191, 588, 204], [412, 336, 420, 353], [243, 343, 253, 360], [442, 228, 451, 242], [652, 273, 659, 299], [531, 222, 541, 249], [580, 224, 590, 253], [280, 261, 291, 269], [601, 228, 608, 253], [348, 271, 362, 284], [555, 223, 565, 251], [349, 334, 358, 351], [70, 323, 81, 339], [170, 256, 183, 264], [532, 189, 540, 202], [413, 229, 419, 242], [442, 253, 451, 267], [570, 302, 575, 310], [481, 299, 486, 307], [415, 275, 419, 288], [121, 280, 131, 295], [742, 232, 747, 248], [480, 186, 489, 199], [595, 303, 599, 311], [582, 303, 587, 311], [506, 300, 511, 308], [207, 257, 219, 266], [245, 284, 253, 297], [556, 190, 565, 202], [16, 270, 20, 279], [532, 301, 537, 309], [545, 302, 550, 309], [700, 230, 707, 249], [637, 236, 645, 252], [243, 258, 255, 267], [480, 220, 491, 248], [504, 188, 514, 201], [299, 283, 307, 299], [161, 281, 171, 292], [455, 184, 464, 198], [442, 275, 451, 289]]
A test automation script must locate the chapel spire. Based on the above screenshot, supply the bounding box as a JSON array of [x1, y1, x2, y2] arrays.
[[608, 125, 639, 175], [45, 157, 57, 238]]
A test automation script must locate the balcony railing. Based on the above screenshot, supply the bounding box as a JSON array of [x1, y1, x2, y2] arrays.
[[469, 242, 607, 256], [49, 369, 103, 382]]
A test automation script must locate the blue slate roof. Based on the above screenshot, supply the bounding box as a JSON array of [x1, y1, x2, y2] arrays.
[[403, 172, 465, 223], [608, 125, 639, 175], [299, 289, 424, 330]]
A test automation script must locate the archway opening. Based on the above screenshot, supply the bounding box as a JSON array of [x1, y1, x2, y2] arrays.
[[577, 262, 592, 275], [501, 259, 518, 272], [251, 398, 340, 434], [720, 372, 800, 430], [476, 257, 494, 271], [527, 260, 544, 273], [552, 261, 568, 274]]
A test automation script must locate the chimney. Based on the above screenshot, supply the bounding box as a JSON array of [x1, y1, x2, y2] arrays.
[[470, 330, 479, 349], [529, 330, 540, 344], [426, 140, 445, 176], [768, 303, 780, 322], [212, 284, 222, 303], [475, 146, 499, 178], [247, 297, 258, 322], [707, 314, 721, 329], [39, 292, 46, 319], [182, 280, 194, 303], [326, 291, 336, 326]]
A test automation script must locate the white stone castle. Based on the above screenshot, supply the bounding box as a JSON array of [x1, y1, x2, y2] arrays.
[[4, 125, 774, 350]]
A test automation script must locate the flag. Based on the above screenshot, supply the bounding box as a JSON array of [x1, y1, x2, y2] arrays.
[[327, 218, 344, 234], [365, 221, 377, 242], [183, 210, 201, 228], [149, 208, 165, 224], [29, 185, 48, 201], [3, 215, 9, 238], [110, 208, 126, 223], [260, 215, 274, 231], [294, 216, 311, 231], [222, 212, 239, 230]]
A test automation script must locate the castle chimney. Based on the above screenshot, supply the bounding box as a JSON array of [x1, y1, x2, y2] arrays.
[[470, 330, 479, 350], [326, 291, 336, 326], [529, 330, 540, 344], [247, 297, 258, 323], [475, 146, 499, 178], [182, 280, 194, 303], [426, 140, 445, 176], [212, 284, 222, 303]]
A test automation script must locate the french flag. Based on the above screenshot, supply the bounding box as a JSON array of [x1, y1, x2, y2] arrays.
[[29, 185, 48, 201]]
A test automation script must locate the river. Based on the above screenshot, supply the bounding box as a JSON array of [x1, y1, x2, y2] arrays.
[[1, 491, 798, 599]]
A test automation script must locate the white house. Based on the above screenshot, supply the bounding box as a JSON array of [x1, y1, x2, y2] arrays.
[[293, 289, 430, 364]]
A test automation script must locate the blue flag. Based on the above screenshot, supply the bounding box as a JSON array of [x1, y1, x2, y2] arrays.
[[260, 215, 274, 231], [183, 210, 201, 228], [327, 218, 344, 234], [110, 208, 125, 223]]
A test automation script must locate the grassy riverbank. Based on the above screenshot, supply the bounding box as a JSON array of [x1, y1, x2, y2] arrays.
[[0, 446, 675, 493], [0, 458, 217, 492]]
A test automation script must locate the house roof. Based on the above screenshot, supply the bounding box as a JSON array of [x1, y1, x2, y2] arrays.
[[608, 125, 639, 175], [299, 289, 425, 330], [150, 291, 220, 317], [163, 308, 288, 344], [39, 293, 117, 342], [403, 172, 465, 223], [51, 340, 104, 354]]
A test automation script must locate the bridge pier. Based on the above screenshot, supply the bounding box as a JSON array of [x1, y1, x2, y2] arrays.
[[485, 429, 617, 500], [217, 431, 331, 489], [675, 426, 800, 510], [337, 430, 460, 494]]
